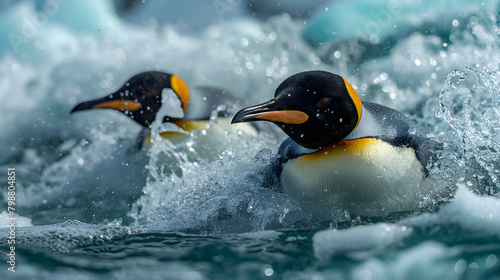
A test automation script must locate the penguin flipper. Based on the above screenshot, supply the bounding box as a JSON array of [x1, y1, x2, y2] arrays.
[[274, 138, 319, 183], [362, 102, 441, 175], [253, 151, 283, 190], [126, 127, 151, 154]]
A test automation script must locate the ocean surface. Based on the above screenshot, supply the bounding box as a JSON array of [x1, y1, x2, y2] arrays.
[[0, 0, 499, 279]]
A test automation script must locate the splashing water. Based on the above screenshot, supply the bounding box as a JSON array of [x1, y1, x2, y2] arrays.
[[436, 66, 500, 196]]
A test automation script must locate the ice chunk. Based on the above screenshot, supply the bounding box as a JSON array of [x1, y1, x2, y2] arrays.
[[351, 241, 454, 280], [0, 211, 33, 227], [404, 186, 500, 238], [0, 0, 120, 60], [303, 0, 498, 45], [117, 0, 247, 31], [313, 223, 413, 261]]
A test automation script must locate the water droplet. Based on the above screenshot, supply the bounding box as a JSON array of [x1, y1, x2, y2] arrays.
[[241, 38, 249, 47], [455, 259, 467, 274], [264, 267, 274, 276], [468, 262, 479, 269], [486, 254, 497, 268]]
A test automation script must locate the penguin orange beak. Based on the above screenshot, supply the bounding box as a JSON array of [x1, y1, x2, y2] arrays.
[[71, 94, 142, 114], [231, 99, 309, 125]]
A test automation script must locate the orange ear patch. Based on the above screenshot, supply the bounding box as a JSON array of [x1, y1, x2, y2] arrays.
[[170, 75, 190, 113], [342, 78, 363, 128]]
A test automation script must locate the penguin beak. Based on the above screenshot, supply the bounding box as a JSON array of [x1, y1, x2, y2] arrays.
[[71, 93, 142, 114], [231, 99, 309, 125]]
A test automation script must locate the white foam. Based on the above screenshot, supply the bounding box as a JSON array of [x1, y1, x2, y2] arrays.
[[0, 220, 138, 253], [239, 230, 283, 240], [403, 186, 500, 237], [0, 211, 33, 227], [350, 241, 454, 280], [313, 223, 413, 261]]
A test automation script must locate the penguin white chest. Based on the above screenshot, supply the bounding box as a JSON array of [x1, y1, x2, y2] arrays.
[[280, 138, 425, 216]]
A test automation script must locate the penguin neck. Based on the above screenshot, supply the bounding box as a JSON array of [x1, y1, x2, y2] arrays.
[[285, 105, 380, 155], [343, 104, 379, 141]]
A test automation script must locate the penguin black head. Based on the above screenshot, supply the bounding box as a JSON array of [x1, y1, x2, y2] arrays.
[[71, 71, 189, 127], [232, 71, 363, 149]]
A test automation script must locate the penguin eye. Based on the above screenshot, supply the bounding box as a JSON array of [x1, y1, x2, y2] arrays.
[[316, 97, 331, 107]]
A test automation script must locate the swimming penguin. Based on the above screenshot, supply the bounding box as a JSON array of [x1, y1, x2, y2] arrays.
[[71, 71, 257, 151], [232, 70, 440, 217]]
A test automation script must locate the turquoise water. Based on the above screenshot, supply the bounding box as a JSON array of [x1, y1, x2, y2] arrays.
[[1, 1, 500, 279]]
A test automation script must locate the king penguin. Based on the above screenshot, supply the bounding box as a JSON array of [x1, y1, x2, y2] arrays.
[[71, 71, 257, 152], [232, 70, 440, 217]]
